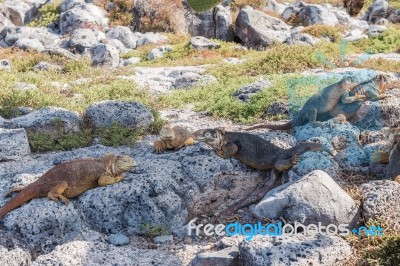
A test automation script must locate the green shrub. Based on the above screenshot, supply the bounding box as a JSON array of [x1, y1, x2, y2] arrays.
[[187, 0, 223, 12], [29, 1, 61, 27]]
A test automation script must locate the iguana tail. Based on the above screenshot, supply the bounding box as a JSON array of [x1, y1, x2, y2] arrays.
[[370, 151, 390, 164], [245, 121, 292, 131], [284, 142, 333, 157], [0, 184, 38, 219]]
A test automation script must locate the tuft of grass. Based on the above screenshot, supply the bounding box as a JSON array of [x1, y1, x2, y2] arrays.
[[301, 25, 342, 42], [140, 223, 170, 238], [96, 123, 143, 147], [94, 0, 134, 26], [29, 1, 61, 27]]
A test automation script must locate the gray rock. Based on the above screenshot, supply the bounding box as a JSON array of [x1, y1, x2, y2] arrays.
[[107, 38, 130, 54], [3, 196, 82, 251], [153, 235, 174, 244], [106, 26, 138, 49], [368, 25, 387, 36], [126, 66, 216, 93], [32, 240, 182, 266], [365, 0, 390, 24], [266, 101, 289, 116], [106, 233, 130, 246], [2, 0, 48, 26], [186, 8, 215, 38], [119, 57, 141, 67], [14, 38, 44, 52], [0, 59, 11, 71], [84, 100, 154, 129], [286, 31, 320, 46], [12, 81, 37, 91], [235, 6, 291, 49], [147, 45, 173, 60], [191, 246, 239, 266], [1, 26, 60, 48], [239, 234, 352, 265], [190, 36, 221, 50], [343, 29, 368, 42], [254, 170, 360, 228], [136, 32, 168, 47], [0, 245, 31, 266], [44, 46, 80, 61], [0, 128, 30, 161], [90, 44, 119, 68], [282, 2, 339, 26], [266, 0, 287, 15], [60, 3, 109, 34], [33, 61, 63, 72], [9, 106, 34, 118], [0, 13, 14, 32], [380, 88, 400, 128], [223, 57, 246, 64], [215, 5, 234, 41], [69, 28, 105, 54], [60, 0, 85, 13], [233, 78, 272, 102], [360, 180, 400, 227], [5, 106, 81, 133]]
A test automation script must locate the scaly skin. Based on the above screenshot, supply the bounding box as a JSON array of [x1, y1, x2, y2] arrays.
[[153, 125, 194, 153], [370, 128, 400, 180], [0, 154, 136, 219], [194, 128, 332, 171], [246, 77, 364, 131]]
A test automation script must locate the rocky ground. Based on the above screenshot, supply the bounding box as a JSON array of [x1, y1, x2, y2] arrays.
[[0, 0, 400, 265]]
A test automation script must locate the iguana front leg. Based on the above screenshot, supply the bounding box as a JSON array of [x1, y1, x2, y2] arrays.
[[215, 143, 239, 159], [153, 140, 167, 153], [274, 154, 300, 172], [98, 174, 124, 186], [341, 91, 366, 104], [47, 181, 70, 205], [307, 108, 322, 127]]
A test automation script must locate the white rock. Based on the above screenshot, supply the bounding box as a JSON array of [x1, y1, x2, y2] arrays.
[[0, 128, 30, 160]]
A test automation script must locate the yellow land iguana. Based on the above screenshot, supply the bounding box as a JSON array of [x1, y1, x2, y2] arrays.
[[371, 128, 400, 181], [194, 128, 333, 171], [153, 125, 195, 153], [245, 77, 365, 131], [0, 154, 136, 219]]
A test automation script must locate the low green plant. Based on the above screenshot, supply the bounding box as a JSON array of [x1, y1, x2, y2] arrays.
[[301, 25, 341, 42], [29, 1, 61, 27], [351, 28, 400, 53], [187, 0, 223, 12], [140, 223, 170, 238], [96, 123, 143, 147]]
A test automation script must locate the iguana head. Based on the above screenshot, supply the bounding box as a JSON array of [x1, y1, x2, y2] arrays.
[[194, 128, 225, 148], [114, 155, 137, 174], [159, 125, 175, 140]]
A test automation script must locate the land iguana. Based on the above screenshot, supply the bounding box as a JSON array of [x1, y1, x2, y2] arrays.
[[153, 125, 195, 153], [245, 77, 365, 131], [370, 128, 400, 180], [0, 154, 136, 219], [194, 128, 333, 171]]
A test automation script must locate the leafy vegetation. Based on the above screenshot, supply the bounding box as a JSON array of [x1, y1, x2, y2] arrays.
[[29, 0, 61, 27], [140, 223, 170, 238], [94, 0, 134, 26]]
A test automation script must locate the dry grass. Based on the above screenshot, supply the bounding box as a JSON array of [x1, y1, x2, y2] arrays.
[[94, 0, 134, 26]]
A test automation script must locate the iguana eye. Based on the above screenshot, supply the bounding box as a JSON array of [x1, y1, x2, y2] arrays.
[[205, 132, 211, 138]]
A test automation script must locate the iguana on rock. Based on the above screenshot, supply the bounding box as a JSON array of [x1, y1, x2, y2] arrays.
[[371, 128, 400, 180], [194, 128, 332, 171], [245, 77, 365, 131], [153, 125, 195, 153], [0, 154, 136, 219]]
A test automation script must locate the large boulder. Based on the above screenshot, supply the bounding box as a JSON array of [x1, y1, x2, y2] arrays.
[[190, 36, 221, 50], [14, 38, 44, 52], [360, 180, 400, 228], [379, 88, 400, 128], [0, 128, 30, 161], [147, 45, 173, 60], [232, 78, 272, 102], [4, 106, 81, 133], [1, 26, 60, 48], [105, 26, 139, 49], [239, 234, 352, 265], [90, 43, 119, 68], [364, 0, 400, 24], [0, 13, 14, 32], [83, 100, 154, 129], [214, 5, 234, 41], [0, 245, 31, 266], [253, 170, 360, 228], [69, 28, 106, 54], [235, 6, 291, 49], [2, 0, 48, 26], [60, 2, 109, 34], [136, 32, 169, 47], [282, 2, 340, 26]]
